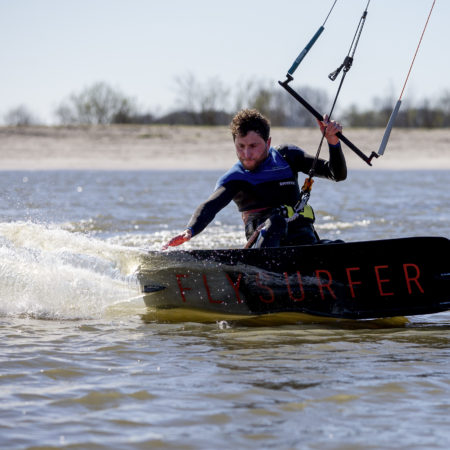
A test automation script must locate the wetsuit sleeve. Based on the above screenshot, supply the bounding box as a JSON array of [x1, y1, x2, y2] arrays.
[[317, 142, 347, 181], [186, 185, 236, 237], [280, 143, 347, 181]]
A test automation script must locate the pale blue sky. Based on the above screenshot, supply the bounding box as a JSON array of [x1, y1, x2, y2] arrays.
[[1, 0, 447, 124]]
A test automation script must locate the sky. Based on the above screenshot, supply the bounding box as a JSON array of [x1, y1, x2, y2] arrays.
[[1, 0, 448, 124]]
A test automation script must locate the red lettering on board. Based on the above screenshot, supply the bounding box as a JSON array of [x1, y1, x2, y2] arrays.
[[202, 273, 223, 303], [225, 273, 244, 304], [315, 270, 337, 299], [374, 265, 394, 296], [201, 274, 223, 304], [175, 274, 191, 302], [403, 263, 425, 294], [284, 271, 305, 302], [256, 273, 275, 303], [346, 267, 362, 298]]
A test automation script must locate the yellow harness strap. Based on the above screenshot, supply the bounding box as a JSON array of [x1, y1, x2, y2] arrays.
[[281, 204, 315, 221], [300, 204, 315, 221]]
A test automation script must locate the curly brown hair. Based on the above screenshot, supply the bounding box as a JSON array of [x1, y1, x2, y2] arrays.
[[230, 109, 271, 142]]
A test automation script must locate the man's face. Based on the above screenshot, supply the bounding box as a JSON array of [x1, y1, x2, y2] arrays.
[[235, 131, 271, 171]]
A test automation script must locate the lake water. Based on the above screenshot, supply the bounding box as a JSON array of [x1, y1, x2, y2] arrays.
[[0, 169, 449, 449]]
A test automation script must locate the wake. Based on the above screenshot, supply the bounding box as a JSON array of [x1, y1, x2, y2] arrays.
[[0, 221, 143, 320]]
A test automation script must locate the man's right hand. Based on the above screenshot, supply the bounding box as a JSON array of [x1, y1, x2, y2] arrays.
[[317, 114, 342, 145], [162, 229, 192, 250]]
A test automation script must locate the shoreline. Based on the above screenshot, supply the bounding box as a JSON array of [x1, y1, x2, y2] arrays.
[[1, 125, 449, 170]]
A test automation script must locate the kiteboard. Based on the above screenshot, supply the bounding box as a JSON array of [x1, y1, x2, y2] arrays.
[[137, 236, 450, 320]]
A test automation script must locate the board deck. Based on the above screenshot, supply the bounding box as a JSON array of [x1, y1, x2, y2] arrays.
[[137, 237, 450, 320]]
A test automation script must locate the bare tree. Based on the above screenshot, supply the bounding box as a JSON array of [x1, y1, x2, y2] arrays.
[[237, 81, 330, 127], [4, 105, 39, 126], [284, 85, 330, 127], [234, 78, 266, 111], [173, 73, 231, 125], [54, 82, 138, 125], [438, 90, 450, 127]]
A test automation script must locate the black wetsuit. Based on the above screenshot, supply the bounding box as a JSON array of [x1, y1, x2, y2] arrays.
[[186, 143, 347, 247]]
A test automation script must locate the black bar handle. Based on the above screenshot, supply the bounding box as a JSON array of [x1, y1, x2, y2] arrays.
[[278, 77, 377, 166]]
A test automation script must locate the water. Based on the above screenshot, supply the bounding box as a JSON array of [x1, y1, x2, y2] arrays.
[[0, 169, 449, 449]]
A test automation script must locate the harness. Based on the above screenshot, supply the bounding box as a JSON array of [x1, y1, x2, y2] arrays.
[[280, 203, 315, 222], [242, 202, 314, 225], [243, 152, 316, 249]]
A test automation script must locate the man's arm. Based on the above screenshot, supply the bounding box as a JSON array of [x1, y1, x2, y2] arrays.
[[280, 115, 347, 181], [315, 114, 347, 180], [186, 185, 235, 236], [162, 185, 236, 250], [324, 142, 347, 181]]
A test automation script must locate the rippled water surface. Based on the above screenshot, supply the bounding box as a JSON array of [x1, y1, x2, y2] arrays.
[[0, 169, 449, 449]]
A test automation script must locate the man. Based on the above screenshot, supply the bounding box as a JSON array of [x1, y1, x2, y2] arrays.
[[163, 108, 346, 249]]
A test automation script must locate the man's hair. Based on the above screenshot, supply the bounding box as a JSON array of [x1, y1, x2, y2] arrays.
[[230, 109, 271, 142]]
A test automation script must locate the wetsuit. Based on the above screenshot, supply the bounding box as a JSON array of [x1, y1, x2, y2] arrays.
[[186, 143, 347, 247]]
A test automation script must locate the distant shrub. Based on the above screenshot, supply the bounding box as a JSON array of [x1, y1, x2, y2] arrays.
[[55, 82, 139, 125], [4, 105, 39, 126]]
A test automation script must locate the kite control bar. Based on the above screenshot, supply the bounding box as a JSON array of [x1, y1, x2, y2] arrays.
[[279, 75, 379, 166]]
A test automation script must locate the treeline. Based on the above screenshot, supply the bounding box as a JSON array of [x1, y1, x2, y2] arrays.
[[4, 77, 450, 128]]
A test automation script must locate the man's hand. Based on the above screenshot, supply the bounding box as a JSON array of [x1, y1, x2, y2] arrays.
[[317, 114, 342, 145], [162, 229, 192, 250]]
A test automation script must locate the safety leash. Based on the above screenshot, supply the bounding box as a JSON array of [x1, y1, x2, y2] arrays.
[[244, 222, 266, 249]]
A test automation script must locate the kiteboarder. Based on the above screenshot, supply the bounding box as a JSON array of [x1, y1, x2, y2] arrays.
[[163, 108, 346, 249]]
